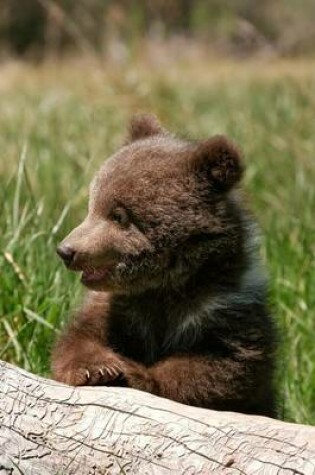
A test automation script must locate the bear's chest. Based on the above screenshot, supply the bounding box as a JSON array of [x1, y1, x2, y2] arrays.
[[107, 296, 219, 366], [107, 305, 169, 365]]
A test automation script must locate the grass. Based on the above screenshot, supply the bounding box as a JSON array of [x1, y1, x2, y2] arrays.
[[0, 58, 314, 424]]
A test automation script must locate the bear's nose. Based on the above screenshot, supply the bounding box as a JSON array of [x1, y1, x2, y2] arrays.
[[56, 243, 76, 266]]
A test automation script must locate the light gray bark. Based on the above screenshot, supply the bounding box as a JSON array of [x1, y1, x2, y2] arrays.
[[0, 361, 315, 475]]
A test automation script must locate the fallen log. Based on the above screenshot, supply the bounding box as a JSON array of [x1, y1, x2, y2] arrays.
[[0, 360, 314, 474]]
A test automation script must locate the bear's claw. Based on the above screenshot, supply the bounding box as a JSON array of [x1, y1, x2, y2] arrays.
[[55, 361, 124, 387]]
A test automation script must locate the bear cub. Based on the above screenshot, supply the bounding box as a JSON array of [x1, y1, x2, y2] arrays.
[[53, 114, 277, 417]]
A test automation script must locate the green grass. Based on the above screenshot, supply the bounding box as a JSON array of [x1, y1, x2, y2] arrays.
[[0, 59, 314, 424]]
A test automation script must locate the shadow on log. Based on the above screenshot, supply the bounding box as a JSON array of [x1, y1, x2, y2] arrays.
[[0, 360, 315, 474]]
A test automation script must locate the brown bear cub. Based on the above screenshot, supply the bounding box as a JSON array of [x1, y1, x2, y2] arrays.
[[53, 114, 277, 417]]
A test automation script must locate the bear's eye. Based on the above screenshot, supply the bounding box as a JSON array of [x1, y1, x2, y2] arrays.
[[110, 207, 129, 227]]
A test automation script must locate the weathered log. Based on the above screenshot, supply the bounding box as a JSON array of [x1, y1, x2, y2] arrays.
[[0, 361, 315, 475]]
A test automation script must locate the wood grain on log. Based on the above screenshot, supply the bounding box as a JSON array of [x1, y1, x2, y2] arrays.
[[0, 360, 315, 474]]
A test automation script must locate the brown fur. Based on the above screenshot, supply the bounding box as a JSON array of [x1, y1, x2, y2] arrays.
[[52, 114, 277, 417]]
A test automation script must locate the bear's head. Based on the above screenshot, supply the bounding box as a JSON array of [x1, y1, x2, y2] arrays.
[[57, 114, 245, 294]]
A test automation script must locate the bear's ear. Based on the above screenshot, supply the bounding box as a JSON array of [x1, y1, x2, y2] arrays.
[[191, 135, 244, 192], [127, 114, 164, 143]]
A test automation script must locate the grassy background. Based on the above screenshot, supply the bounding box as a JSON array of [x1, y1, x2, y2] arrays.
[[0, 59, 314, 424]]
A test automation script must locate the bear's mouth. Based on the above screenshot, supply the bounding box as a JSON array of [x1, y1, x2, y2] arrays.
[[80, 265, 115, 285]]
